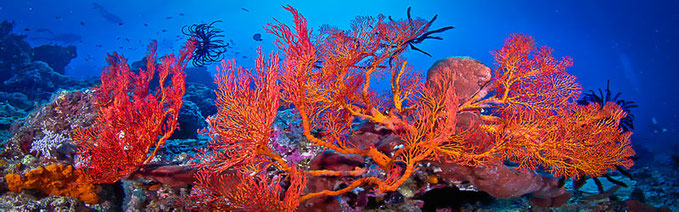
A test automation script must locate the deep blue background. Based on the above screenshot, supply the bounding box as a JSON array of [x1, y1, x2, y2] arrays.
[[1, 0, 677, 159]]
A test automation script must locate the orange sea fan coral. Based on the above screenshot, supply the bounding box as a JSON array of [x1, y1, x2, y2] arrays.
[[486, 102, 635, 178], [186, 5, 635, 210]]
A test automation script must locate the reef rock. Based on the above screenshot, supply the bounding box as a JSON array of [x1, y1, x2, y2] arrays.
[[0, 21, 32, 83], [184, 82, 217, 116], [30, 44, 77, 75], [4, 90, 96, 158], [2, 61, 92, 103], [170, 100, 206, 140]]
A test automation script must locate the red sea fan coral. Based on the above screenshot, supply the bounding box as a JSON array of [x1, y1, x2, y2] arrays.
[[72, 40, 195, 184]]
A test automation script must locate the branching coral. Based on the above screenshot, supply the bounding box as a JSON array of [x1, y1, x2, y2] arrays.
[[30, 129, 68, 158]]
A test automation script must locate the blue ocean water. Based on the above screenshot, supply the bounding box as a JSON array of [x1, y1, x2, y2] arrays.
[[0, 0, 677, 210]]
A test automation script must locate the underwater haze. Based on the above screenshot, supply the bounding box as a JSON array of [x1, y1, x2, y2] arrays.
[[0, 0, 677, 211]]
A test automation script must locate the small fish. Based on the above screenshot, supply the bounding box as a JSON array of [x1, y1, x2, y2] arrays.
[[179, 13, 184, 16], [23, 28, 30, 31], [252, 33, 262, 41], [144, 23, 148, 27], [166, 16, 173, 19], [241, 7, 249, 12], [124, 38, 130, 42], [161, 29, 167, 32], [148, 184, 162, 191], [80, 21, 85, 26], [96, 44, 103, 47], [55, 16, 62, 19]]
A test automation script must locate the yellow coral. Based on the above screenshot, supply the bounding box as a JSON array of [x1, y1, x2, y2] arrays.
[[5, 164, 99, 204]]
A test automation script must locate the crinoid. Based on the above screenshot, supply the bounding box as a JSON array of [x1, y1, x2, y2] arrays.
[[572, 80, 638, 197], [182, 20, 228, 67], [578, 80, 638, 132], [387, 7, 455, 57]]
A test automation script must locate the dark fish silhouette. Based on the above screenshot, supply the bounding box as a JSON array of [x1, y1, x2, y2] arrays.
[[166, 16, 173, 19], [35, 28, 51, 33], [241, 8, 249, 12], [80, 21, 85, 26], [30, 29, 82, 44], [179, 13, 184, 16], [144, 23, 148, 27], [92, 3, 124, 26], [252, 33, 262, 41], [23, 28, 30, 31]]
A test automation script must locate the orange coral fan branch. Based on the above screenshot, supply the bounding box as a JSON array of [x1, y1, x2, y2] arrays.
[[197, 49, 288, 172], [187, 167, 306, 211], [460, 33, 580, 113], [307, 167, 367, 177], [299, 177, 384, 202]]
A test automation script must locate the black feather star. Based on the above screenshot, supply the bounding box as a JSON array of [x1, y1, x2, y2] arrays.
[[578, 80, 638, 132], [387, 7, 455, 57], [572, 80, 638, 196], [182, 20, 229, 67]]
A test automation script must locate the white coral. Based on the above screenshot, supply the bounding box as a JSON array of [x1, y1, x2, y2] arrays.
[[30, 129, 68, 158]]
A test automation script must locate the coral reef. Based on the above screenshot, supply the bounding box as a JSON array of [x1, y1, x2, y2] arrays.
[[0, 192, 90, 211], [0, 5, 665, 211]]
